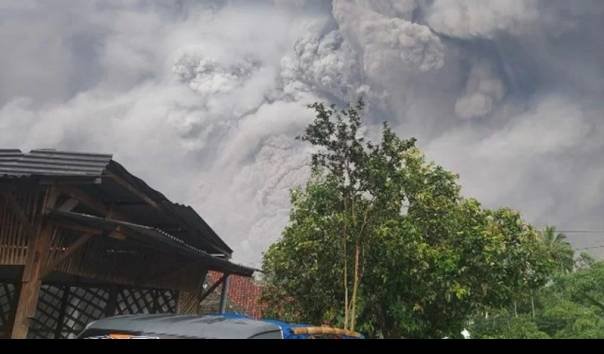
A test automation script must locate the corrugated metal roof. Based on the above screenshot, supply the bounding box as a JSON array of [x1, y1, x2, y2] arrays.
[[0, 148, 242, 270], [47, 210, 256, 277], [107, 159, 233, 254], [170, 203, 233, 255], [0, 149, 112, 177]]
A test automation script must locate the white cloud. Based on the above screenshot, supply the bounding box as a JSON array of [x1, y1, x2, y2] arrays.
[[426, 96, 603, 251], [1, 0, 604, 265], [455, 61, 505, 120], [424, 0, 539, 39], [333, 0, 445, 75]]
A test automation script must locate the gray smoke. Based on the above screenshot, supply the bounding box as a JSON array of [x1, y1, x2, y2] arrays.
[[1, 0, 603, 267]]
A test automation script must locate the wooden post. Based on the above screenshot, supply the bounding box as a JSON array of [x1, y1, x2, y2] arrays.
[[198, 274, 225, 304], [219, 274, 230, 314], [104, 286, 118, 317], [149, 289, 156, 314], [10, 223, 54, 338], [10, 185, 59, 339]]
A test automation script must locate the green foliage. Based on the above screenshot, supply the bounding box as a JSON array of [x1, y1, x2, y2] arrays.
[[575, 252, 596, 271], [261, 177, 345, 324], [471, 311, 550, 339], [541, 227, 574, 274], [470, 262, 604, 339], [261, 100, 562, 338]]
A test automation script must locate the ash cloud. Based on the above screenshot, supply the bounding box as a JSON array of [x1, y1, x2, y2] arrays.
[[1, 0, 603, 266]]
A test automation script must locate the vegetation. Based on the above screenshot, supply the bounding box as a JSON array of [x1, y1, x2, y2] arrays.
[[470, 257, 604, 339], [260, 100, 596, 338]]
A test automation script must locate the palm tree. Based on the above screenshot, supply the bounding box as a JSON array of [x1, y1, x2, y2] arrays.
[[542, 226, 574, 274], [526, 227, 574, 318]]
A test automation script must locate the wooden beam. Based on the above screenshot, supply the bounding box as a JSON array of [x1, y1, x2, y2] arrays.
[[218, 274, 230, 314], [55, 186, 110, 216], [42, 273, 144, 290], [54, 186, 134, 228], [152, 289, 159, 314], [56, 198, 79, 212], [48, 215, 128, 241], [48, 222, 104, 236], [41, 233, 94, 278], [104, 286, 118, 317], [10, 223, 54, 338], [105, 172, 160, 209], [198, 274, 226, 303], [38, 177, 102, 185], [44, 187, 60, 215]]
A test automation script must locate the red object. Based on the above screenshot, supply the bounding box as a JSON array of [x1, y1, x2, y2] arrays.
[[206, 271, 266, 319]]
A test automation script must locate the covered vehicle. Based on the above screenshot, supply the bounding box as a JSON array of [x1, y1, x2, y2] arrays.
[[77, 313, 363, 339]]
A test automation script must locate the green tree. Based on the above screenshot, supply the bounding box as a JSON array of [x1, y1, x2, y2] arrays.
[[541, 226, 574, 274], [575, 252, 596, 271], [470, 310, 550, 339], [261, 100, 557, 338], [470, 261, 604, 339], [294, 100, 418, 331]]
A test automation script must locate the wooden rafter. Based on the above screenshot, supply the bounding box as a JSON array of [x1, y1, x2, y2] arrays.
[[47, 222, 104, 236], [54, 186, 134, 229], [55, 186, 111, 216], [56, 198, 79, 213], [105, 172, 160, 209]]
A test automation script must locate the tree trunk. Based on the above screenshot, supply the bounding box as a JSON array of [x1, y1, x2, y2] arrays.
[[531, 293, 535, 319], [342, 197, 350, 330], [343, 240, 349, 330], [350, 242, 361, 331], [348, 195, 356, 330]]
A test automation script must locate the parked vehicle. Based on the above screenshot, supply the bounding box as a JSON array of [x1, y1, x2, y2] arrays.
[[77, 313, 363, 339]]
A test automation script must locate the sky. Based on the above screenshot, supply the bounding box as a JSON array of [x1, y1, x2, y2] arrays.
[[1, 0, 603, 268]]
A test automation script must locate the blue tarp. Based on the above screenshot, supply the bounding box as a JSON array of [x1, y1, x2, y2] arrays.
[[216, 312, 363, 339]]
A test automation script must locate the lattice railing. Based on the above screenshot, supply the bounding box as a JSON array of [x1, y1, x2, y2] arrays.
[[116, 288, 153, 315], [59, 287, 110, 339], [28, 285, 65, 339], [0, 282, 17, 338], [24, 284, 178, 339], [155, 289, 177, 313]]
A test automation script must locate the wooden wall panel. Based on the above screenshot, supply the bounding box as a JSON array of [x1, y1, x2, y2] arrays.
[[0, 188, 45, 266]]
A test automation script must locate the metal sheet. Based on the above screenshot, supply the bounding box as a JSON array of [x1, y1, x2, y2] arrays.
[[47, 210, 256, 277], [0, 149, 112, 178]]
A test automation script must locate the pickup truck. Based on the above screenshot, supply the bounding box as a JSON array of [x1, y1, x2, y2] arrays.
[[77, 313, 364, 339]]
